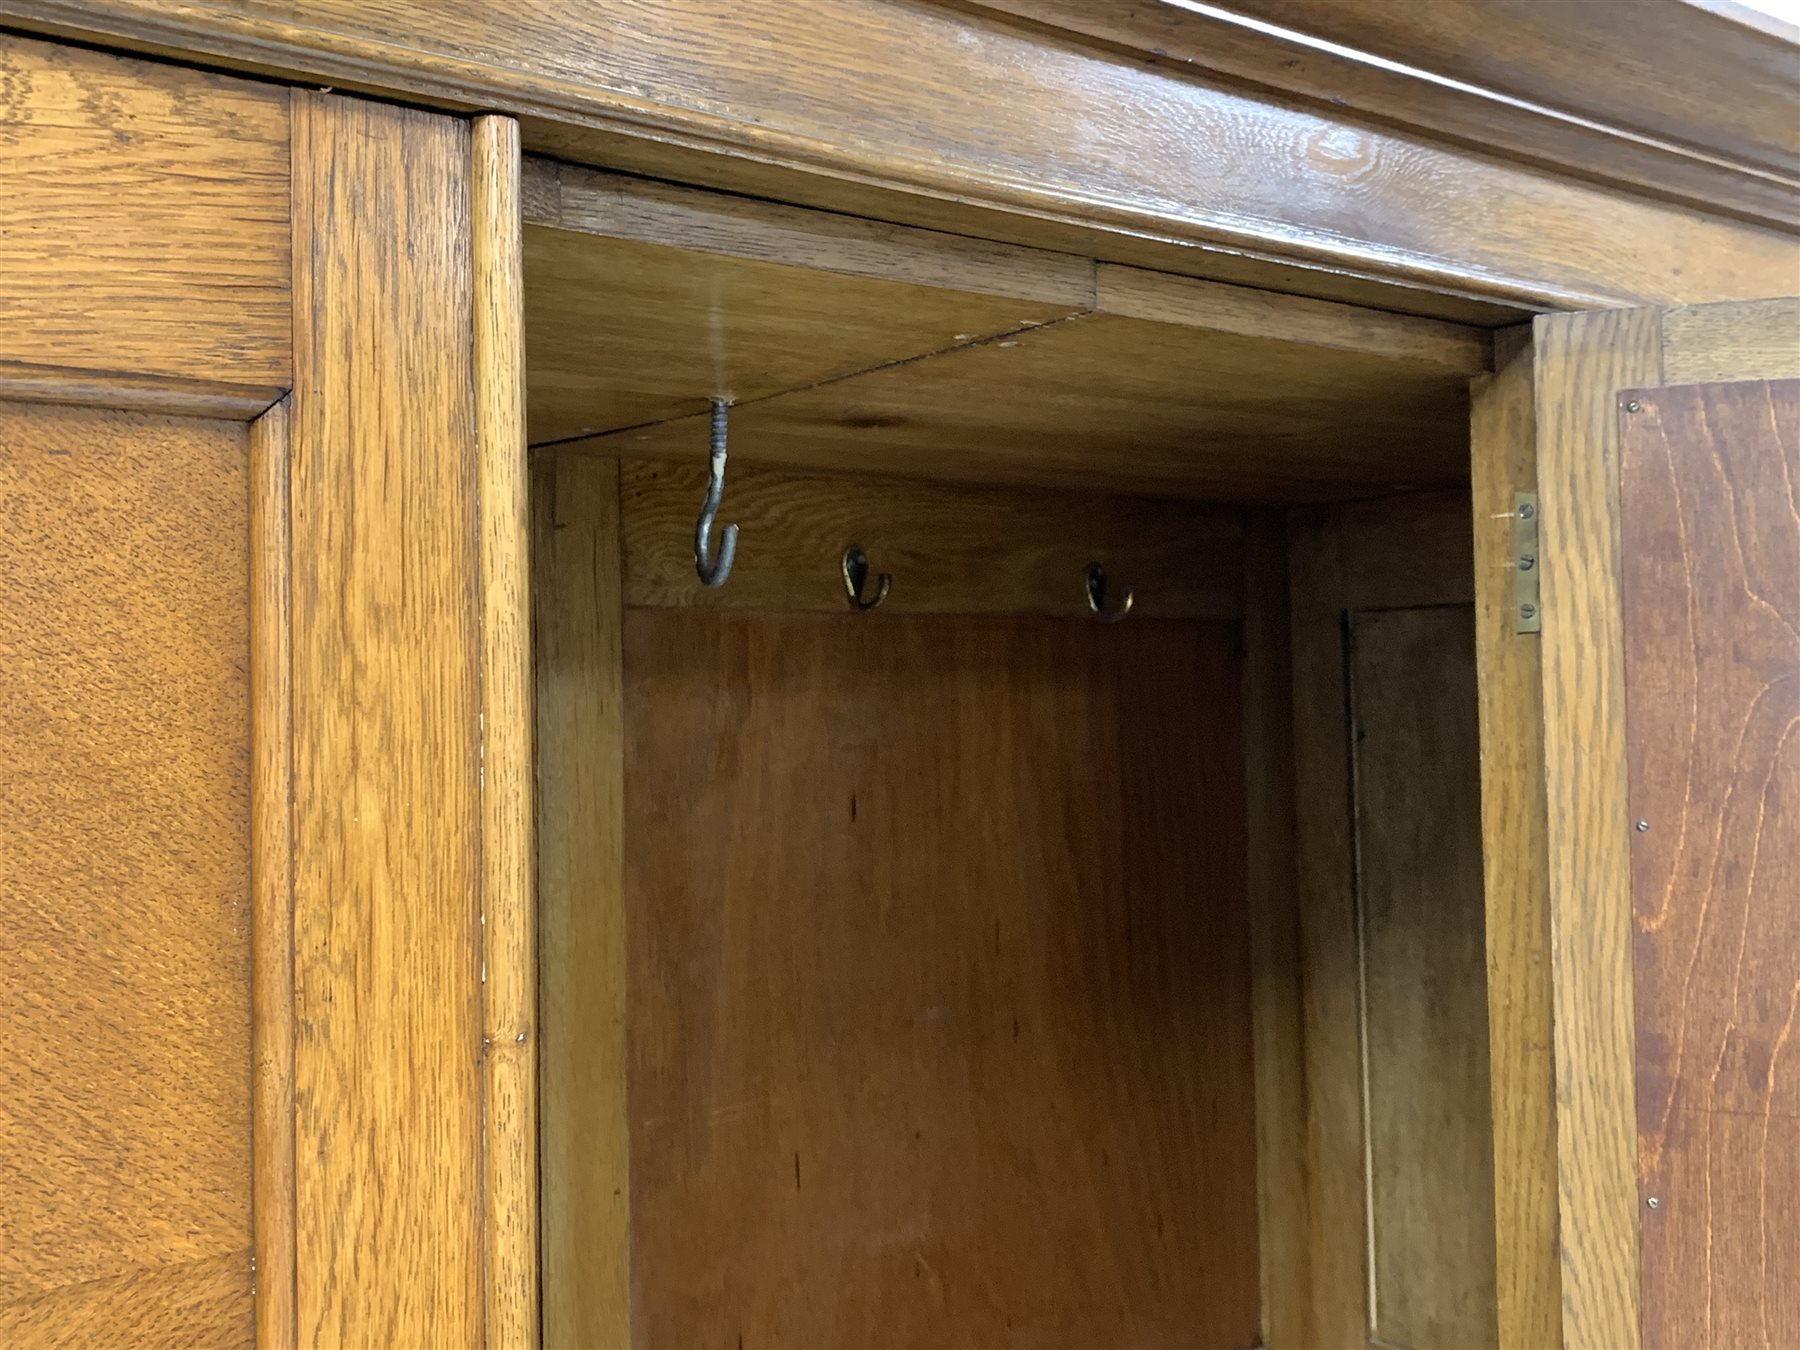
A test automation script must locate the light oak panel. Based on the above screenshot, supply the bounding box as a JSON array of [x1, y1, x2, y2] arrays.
[[7, 0, 1798, 315], [474, 114, 537, 1350], [1351, 606, 1497, 1350], [0, 1251, 254, 1349], [287, 93, 484, 1347], [1620, 381, 1799, 1347], [525, 222, 1077, 445], [249, 399, 296, 1350], [578, 312, 1472, 500], [618, 459, 1244, 619], [535, 452, 632, 1350], [624, 609, 1261, 1347], [0, 30, 289, 405], [1534, 308, 1664, 1350], [1469, 328, 1562, 1349], [0, 401, 252, 1327]]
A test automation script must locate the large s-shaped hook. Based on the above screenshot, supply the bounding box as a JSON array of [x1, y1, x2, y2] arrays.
[[694, 398, 738, 588]]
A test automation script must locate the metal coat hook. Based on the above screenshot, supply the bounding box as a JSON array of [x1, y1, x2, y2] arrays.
[[694, 398, 738, 587], [1084, 562, 1134, 622], [841, 544, 891, 611]]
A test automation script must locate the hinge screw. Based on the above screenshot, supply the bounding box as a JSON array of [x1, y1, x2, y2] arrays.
[[1636, 820, 1650, 832], [1517, 502, 1535, 520], [1625, 399, 1642, 413], [1520, 603, 1537, 621], [1646, 1195, 1660, 1209], [1519, 554, 1536, 571]]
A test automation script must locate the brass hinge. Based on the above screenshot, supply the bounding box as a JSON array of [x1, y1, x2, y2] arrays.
[[1513, 490, 1540, 634]]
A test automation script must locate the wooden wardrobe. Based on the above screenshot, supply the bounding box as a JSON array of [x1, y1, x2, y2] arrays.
[[0, 6, 1794, 1348]]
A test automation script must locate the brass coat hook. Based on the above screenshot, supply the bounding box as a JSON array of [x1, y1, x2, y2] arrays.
[[694, 397, 738, 588], [841, 544, 891, 611], [1084, 561, 1134, 622]]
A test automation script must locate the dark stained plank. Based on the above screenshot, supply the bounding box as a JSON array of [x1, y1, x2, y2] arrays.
[[623, 609, 1260, 1348], [1621, 379, 1800, 1348], [1350, 606, 1498, 1350]]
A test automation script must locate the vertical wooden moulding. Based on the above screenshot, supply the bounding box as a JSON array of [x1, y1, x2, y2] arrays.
[[1285, 511, 1368, 1346], [1469, 327, 1563, 1350], [1533, 308, 1663, 1350], [250, 396, 296, 1350], [287, 91, 485, 1347], [1241, 514, 1310, 1350], [534, 451, 631, 1349], [473, 113, 538, 1350]]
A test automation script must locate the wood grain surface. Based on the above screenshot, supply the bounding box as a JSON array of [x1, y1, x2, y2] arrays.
[[473, 114, 538, 1350], [1469, 327, 1562, 1350], [1534, 308, 1664, 1350], [955, 0, 1800, 228], [1287, 495, 1490, 1346], [1662, 298, 1800, 385], [0, 1251, 254, 1349], [623, 609, 1260, 1348], [1241, 516, 1310, 1348], [7, 1, 1797, 316], [1620, 380, 1799, 1349], [0, 399, 253, 1340], [287, 92, 484, 1347], [578, 310, 1472, 501], [1350, 606, 1497, 1350], [535, 452, 632, 1350], [0, 30, 290, 406], [249, 399, 296, 1350], [525, 221, 1074, 446], [618, 459, 1244, 620]]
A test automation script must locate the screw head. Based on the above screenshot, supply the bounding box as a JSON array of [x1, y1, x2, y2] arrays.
[[1625, 399, 1643, 413], [1520, 603, 1537, 620], [1519, 554, 1536, 571], [1518, 502, 1536, 520], [1646, 1195, 1660, 1209], [1636, 820, 1650, 833]]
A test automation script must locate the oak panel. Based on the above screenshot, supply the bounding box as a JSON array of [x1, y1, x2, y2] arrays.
[[1661, 297, 1800, 385], [958, 0, 1800, 228], [581, 312, 1472, 501], [9, 0, 1797, 315], [535, 452, 632, 1350], [624, 609, 1260, 1347], [1351, 606, 1497, 1350], [618, 459, 1244, 619], [525, 224, 1075, 446], [0, 401, 252, 1326], [1534, 308, 1664, 1350], [1620, 381, 1800, 1348], [0, 31, 289, 403], [1469, 328, 1562, 1349], [287, 93, 484, 1347], [474, 114, 538, 1350], [0, 1250, 253, 1349]]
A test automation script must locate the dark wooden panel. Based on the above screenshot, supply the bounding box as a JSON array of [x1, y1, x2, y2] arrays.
[[0, 400, 252, 1334], [1350, 606, 1497, 1350], [1621, 380, 1800, 1349], [623, 610, 1260, 1347]]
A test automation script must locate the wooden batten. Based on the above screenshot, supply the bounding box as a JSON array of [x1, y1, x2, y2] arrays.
[[615, 459, 1245, 620]]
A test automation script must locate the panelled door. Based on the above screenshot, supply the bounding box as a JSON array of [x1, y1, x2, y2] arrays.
[[1477, 296, 1799, 1350]]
